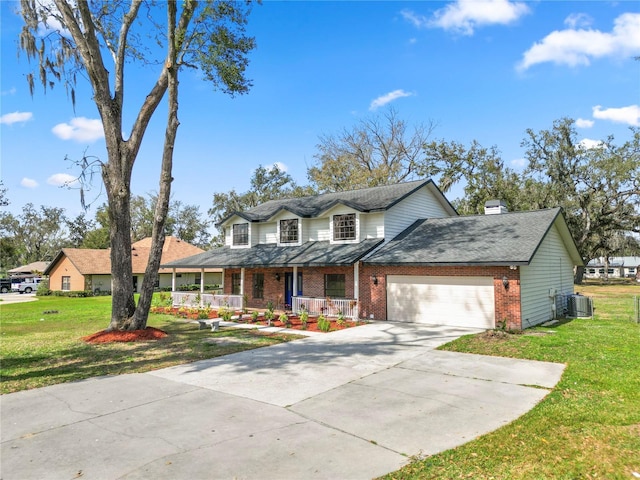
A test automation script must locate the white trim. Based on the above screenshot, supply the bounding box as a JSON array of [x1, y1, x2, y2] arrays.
[[292, 266, 298, 299]]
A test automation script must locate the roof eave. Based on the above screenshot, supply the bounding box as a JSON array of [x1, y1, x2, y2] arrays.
[[362, 261, 531, 267]]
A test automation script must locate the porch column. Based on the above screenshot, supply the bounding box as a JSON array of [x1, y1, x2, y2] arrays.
[[240, 267, 245, 297], [200, 268, 205, 307], [220, 268, 225, 294], [171, 268, 176, 292], [353, 262, 360, 319], [292, 266, 298, 299]]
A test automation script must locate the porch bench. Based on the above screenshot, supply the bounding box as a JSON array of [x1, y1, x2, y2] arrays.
[[197, 319, 220, 332]]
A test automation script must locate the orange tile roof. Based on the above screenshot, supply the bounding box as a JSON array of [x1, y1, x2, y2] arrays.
[[55, 237, 213, 275]]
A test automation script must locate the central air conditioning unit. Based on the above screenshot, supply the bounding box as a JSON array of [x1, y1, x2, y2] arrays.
[[566, 294, 593, 318]]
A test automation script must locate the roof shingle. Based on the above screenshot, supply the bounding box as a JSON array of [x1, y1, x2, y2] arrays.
[[45, 237, 208, 275], [163, 239, 383, 269], [364, 208, 567, 266], [219, 179, 454, 225]]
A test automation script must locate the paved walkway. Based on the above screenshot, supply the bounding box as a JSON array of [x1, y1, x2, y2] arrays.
[[0, 322, 565, 480]]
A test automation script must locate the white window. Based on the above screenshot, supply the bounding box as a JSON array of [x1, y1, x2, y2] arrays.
[[232, 223, 249, 246], [279, 219, 299, 244], [332, 213, 357, 241]]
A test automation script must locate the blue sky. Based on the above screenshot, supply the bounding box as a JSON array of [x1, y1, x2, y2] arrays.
[[1, 0, 639, 221]]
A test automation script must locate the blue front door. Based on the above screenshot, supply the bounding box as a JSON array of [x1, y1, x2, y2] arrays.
[[284, 272, 303, 308]]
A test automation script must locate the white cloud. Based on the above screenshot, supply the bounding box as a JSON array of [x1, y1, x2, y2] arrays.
[[1, 87, 17, 96], [592, 104, 640, 126], [564, 13, 593, 29], [21, 178, 39, 188], [510, 158, 526, 168], [0, 111, 33, 125], [428, 0, 530, 35], [369, 89, 414, 111], [400, 9, 429, 28], [575, 118, 594, 128], [33, 1, 72, 39], [579, 138, 604, 149], [518, 12, 640, 71], [47, 173, 79, 187], [52, 117, 104, 142]]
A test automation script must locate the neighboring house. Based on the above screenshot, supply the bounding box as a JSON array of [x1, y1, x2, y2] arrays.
[[8, 261, 49, 278], [585, 257, 640, 280], [163, 180, 583, 330], [45, 236, 222, 293]]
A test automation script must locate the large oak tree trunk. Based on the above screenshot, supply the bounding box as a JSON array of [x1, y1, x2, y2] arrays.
[[104, 163, 136, 331], [130, 0, 180, 331]]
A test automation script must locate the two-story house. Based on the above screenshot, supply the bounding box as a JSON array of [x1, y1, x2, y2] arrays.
[[164, 180, 583, 330]]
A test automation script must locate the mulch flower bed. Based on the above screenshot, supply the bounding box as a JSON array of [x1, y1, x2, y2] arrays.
[[82, 327, 168, 344], [149, 306, 366, 332]]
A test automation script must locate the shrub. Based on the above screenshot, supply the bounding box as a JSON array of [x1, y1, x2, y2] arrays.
[[300, 310, 309, 330], [92, 289, 111, 296], [52, 290, 93, 298], [251, 310, 259, 323], [36, 279, 51, 296], [279, 313, 291, 328], [264, 309, 274, 325], [218, 307, 232, 321], [318, 315, 331, 333]]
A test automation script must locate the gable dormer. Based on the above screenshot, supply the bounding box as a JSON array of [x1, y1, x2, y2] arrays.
[[223, 215, 252, 249], [324, 205, 360, 245]]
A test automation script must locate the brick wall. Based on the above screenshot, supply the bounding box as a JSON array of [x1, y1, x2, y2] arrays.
[[224, 264, 523, 329], [359, 265, 522, 330], [224, 266, 355, 310]]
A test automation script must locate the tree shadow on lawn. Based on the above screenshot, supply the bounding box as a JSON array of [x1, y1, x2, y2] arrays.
[[0, 324, 298, 392]]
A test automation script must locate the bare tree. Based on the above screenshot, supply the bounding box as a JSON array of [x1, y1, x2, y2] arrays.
[[308, 107, 436, 192], [19, 0, 255, 330]]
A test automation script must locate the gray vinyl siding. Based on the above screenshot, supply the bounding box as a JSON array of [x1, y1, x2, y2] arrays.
[[384, 186, 451, 242], [520, 222, 575, 328], [360, 212, 384, 240], [257, 222, 277, 244], [307, 217, 330, 242]]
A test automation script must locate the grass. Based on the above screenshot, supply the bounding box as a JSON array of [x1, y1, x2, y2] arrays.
[[0, 295, 302, 394], [383, 283, 640, 480]]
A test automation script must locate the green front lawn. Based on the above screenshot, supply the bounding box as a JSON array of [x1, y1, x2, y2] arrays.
[[384, 283, 640, 479], [0, 295, 301, 394]]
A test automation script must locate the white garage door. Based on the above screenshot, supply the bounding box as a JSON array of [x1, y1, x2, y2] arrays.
[[387, 275, 495, 328]]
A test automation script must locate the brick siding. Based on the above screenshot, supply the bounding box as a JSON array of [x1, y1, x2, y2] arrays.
[[225, 264, 522, 330], [224, 266, 354, 310], [359, 265, 522, 330]]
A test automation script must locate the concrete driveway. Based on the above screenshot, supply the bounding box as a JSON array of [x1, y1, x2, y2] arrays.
[[0, 292, 38, 304], [1, 322, 565, 480]]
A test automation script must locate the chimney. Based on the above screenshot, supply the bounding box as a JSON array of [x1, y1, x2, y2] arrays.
[[484, 199, 508, 215]]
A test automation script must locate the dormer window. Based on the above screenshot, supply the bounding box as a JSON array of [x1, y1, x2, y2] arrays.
[[279, 219, 299, 244], [232, 223, 249, 246], [333, 213, 356, 241]]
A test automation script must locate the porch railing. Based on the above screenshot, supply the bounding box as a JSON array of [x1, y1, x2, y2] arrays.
[[291, 296, 358, 319], [172, 292, 243, 310]]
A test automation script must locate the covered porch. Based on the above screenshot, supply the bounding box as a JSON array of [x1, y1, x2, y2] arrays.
[[162, 239, 383, 320]]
